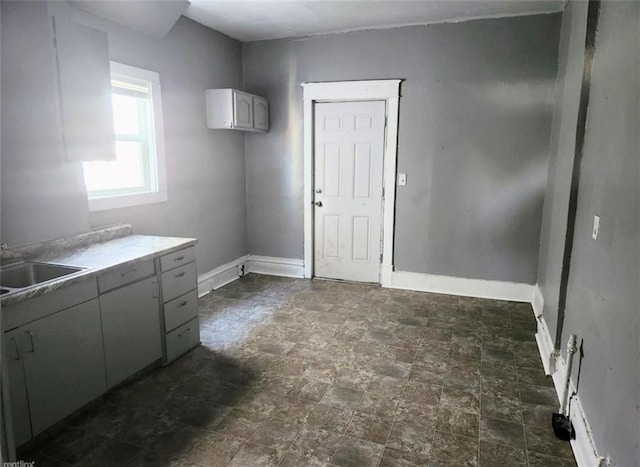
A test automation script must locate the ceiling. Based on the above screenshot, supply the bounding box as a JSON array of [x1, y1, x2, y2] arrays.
[[184, 0, 567, 42]]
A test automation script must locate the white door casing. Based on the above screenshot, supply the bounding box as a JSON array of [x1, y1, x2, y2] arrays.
[[302, 80, 402, 284], [313, 101, 386, 283]]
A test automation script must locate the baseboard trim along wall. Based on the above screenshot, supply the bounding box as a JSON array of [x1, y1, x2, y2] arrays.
[[532, 285, 558, 375], [385, 270, 536, 303], [198, 255, 304, 297], [247, 255, 305, 278], [532, 283, 545, 317], [531, 288, 604, 467], [197, 255, 249, 297]]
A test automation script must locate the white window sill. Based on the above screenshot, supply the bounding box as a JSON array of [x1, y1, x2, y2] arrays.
[[87, 191, 168, 212]]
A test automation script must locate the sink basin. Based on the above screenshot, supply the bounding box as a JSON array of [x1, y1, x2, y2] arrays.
[[0, 262, 85, 290]]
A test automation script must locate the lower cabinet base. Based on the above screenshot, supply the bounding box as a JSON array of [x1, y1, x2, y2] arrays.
[[164, 317, 201, 365]]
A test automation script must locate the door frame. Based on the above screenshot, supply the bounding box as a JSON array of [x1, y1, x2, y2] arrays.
[[302, 79, 401, 284]]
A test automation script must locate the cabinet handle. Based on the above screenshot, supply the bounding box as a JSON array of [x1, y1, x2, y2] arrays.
[[177, 328, 191, 337], [174, 272, 186, 278], [10, 338, 20, 360], [178, 300, 189, 308], [152, 280, 159, 298], [24, 331, 35, 353], [121, 268, 138, 277], [174, 256, 185, 261]]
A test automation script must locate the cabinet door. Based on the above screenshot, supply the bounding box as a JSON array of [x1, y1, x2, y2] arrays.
[[2, 329, 32, 447], [21, 299, 106, 436], [54, 16, 115, 162], [253, 96, 269, 131], [100, 276, 161, 388], [1, 1, 64, 170], [233, 91, 253, 130]]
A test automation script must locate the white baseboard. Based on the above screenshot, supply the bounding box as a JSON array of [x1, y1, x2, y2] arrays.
[[532, 285, 603, 467], [533, 283, 545, 317], [532, 286, 558, 375], [248, 255, 304, 278], [197, 255, 248, 297], [385, 270, 535, 303], [551, 355, 604, 467], [198, 255, 304, 297]]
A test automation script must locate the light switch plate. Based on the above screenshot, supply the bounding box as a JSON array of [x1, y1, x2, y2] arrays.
[[397, 173, 407, 186], [592, 215, 600, 240]]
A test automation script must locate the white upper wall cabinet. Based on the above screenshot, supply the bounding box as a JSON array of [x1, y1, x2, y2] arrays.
[[1, 1, 65, 170], [54, 16, 116, 162], [206, 88, 269, 132], [2, 2, 116, 167]]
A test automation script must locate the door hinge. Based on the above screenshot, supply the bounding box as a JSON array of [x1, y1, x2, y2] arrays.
[[379, 253, 383, 263], [384, 115, 388, 128]]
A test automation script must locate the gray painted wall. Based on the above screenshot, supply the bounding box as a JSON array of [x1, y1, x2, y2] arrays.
[[1, 2, 247, 274], [243, 14, 561, 283], [88, 15, 248, 273], [559, 2, 639, 464], [536, 1, 588, 342]]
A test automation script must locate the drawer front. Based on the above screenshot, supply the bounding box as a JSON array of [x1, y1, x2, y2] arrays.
[[165, 317, 200, 364], [3, 279, 98, 331], [98, 260, 155, 293], [164, 289, 199, 332], [161, 262, 197, 303], [160, 246, 195, 272]]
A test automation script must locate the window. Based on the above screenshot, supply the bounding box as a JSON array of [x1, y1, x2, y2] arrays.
[[83, 62, 167, 211]]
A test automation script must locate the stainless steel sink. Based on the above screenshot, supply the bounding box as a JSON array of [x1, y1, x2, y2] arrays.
[[0, 261, 86, 292]]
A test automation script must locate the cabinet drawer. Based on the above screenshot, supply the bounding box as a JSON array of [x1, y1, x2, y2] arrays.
[[3, 279, 98, 331], [160, 246, 195, 272], [165, 318, 200, 364], [161, 262, 197, 303], [98, 260, 155, 293], [164, 289, 199, 333]]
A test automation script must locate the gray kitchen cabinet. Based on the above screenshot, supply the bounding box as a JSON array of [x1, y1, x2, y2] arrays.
[[159, 246, 200, 363], [99, 274, 162, 388], [3, 328, 31, 448], [16, 299, 106, 437]]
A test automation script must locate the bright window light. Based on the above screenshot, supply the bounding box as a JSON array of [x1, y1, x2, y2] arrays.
[[83, 62, 167, 211]]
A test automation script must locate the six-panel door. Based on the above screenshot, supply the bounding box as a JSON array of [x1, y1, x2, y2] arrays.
[[313, 100, 386, 283]]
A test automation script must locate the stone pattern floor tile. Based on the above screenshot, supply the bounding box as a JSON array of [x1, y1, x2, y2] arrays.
[[17, 274, 577, 466]]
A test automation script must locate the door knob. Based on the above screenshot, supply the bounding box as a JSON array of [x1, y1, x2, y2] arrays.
[[315, 188, 323, 194], [313, 201, 323, 207]]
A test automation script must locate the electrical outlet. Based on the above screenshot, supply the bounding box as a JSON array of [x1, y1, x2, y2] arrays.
[[397, 173, 407, 186], [592, 215, 600, 240]]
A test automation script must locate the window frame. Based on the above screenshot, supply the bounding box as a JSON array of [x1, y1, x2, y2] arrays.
[[85, 61, 167, 212]]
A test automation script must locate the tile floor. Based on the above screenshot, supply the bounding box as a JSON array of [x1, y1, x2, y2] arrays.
[[21, 274, 577, 466]]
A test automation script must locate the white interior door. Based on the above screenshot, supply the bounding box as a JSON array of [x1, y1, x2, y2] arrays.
[[314, 100, 386, 283]]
